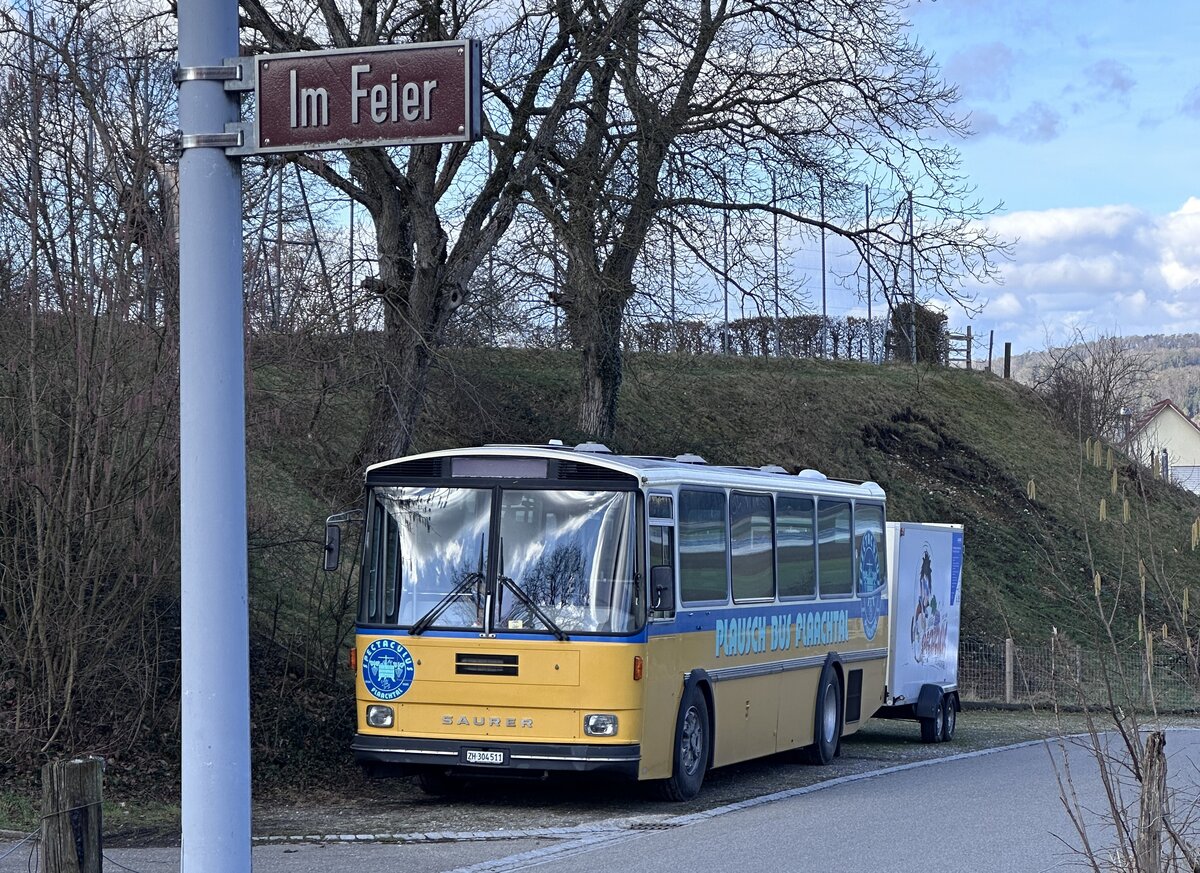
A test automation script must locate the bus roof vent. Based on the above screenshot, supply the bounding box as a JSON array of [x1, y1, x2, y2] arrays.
[[675, 453, 707, 465], [759, 464, 789, 474], [797, 468, 827, 480], [574, 441, 612, 454]]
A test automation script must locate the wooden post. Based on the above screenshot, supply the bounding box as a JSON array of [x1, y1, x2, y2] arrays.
[[987, 329, 994, 372], [1136, 731, 1166, 873], [965, 325, 973, 369], [1003, 342, 1011, 379], [1005, 637, 1015, 703], [40, 757, 103, 873]]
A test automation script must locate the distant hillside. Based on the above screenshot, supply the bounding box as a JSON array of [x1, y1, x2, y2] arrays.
[[1004, 333, 1200, 416]]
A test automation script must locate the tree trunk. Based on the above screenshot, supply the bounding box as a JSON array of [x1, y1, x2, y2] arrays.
[[369, 338, 435, 461], [571, 290, 626, 441], [361, 181, 456, 463]]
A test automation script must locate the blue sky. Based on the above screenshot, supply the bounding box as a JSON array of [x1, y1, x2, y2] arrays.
[[904, 0, 1200, 353]]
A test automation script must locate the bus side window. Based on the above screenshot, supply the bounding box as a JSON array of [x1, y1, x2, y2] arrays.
[[854, 503, 886, 596], [367, 498, 383, 621], [817, 499, 853, 598], [649, 524, 675, 616], [730, 491, 774, 601], [383, 510, 400, 622], [649, 494, 675, 617], [679, 489, 729, 603], [777, 495, 816, 599]]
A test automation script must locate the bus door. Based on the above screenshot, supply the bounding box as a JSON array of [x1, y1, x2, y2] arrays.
[[640, 492, 680, 779]]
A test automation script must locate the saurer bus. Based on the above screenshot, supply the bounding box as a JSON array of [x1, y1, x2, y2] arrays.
[[324, 442, 963, 799]]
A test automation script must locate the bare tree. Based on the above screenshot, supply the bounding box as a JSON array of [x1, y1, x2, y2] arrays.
[[0, 3, 183, 761], [238, 0, 646, 460], [525, 0, 1005, 438], [1034, 330, 1151, 443]]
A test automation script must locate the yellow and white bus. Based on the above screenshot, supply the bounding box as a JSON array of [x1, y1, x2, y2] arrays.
[[328, 442, 904, 799]]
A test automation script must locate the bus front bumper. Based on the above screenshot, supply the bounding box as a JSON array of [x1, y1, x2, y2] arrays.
[[352, 735, 641, 777]]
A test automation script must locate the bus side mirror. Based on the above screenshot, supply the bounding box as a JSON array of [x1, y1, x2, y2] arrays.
[[650, 565, 675, 613], [324, 523, 341, 571]]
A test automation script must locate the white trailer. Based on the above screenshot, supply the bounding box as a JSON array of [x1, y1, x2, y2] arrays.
[[879, 521, 965, 743]]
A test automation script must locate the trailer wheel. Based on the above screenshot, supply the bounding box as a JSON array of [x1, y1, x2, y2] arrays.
[[941, 694, 957, 742], [920, 695, 945, 744], [657, 685, 710, 801], [803, 664, 842, 765]]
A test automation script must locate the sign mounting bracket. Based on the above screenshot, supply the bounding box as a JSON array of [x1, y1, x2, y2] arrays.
[[173, 56, 256, 92]]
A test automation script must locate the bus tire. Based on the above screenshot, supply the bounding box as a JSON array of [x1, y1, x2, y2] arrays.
[[920, 695, 945, 744], [941, 693, 957, 742], [658, 685, 710, 801], [803, 665, 842, 766]]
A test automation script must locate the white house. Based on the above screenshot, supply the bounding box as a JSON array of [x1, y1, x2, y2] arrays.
[[1128, 399, 1200, 493]]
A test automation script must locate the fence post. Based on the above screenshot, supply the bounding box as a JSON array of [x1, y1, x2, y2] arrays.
[[40, 757, 103, 873], [965, 325, 973, 370], [1136, 731, 1166, 873], [1003, 342, 1012, 379], [1005, 637, 1015, 703]]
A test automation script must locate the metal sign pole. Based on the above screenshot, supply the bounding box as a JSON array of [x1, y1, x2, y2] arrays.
[[177, 0, 250, 869]]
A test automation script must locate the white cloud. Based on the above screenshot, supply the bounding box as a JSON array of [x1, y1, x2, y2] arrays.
[[989, 204, 1143, 248], [987, 292, 1023, 317], [965, 199, 1200, 350]]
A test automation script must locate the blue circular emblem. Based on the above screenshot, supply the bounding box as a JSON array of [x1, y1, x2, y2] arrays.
[[362, 639, 415, 701], [859, 530, 883, 642]]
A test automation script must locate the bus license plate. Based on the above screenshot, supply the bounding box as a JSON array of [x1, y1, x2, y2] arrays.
[[464, 749, 505, 765]]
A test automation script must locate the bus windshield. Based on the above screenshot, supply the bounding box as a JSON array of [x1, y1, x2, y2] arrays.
[[361, 486, 641, 635]]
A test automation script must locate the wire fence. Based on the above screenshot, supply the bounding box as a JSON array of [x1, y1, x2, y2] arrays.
[[959, 638, 1200, 712]]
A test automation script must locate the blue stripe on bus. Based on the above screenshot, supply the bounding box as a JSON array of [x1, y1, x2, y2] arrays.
[[649, 595, 888, 637]]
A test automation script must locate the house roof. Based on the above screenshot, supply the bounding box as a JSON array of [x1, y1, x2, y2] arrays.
[[1129, 398, 1200, 441]]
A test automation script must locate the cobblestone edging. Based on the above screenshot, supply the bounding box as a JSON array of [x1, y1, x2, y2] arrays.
[[249, 814, 682, 846]]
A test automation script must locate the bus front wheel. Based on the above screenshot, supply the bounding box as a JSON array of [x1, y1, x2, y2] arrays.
[[658, 685, 710, 801], [803, 665, 842, 765]]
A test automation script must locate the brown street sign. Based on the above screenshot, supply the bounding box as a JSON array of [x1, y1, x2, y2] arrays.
[[252, 40, 481, 153]]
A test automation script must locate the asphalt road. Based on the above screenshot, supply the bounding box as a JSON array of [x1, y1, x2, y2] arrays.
[[5, 730, 1198, 873]]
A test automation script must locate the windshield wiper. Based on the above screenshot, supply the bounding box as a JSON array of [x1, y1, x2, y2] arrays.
[[409, 537, 486, 636], [496, 574, 570, 642], [408, 572, 484, 635]]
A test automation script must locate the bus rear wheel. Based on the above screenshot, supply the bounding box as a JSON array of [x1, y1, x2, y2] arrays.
[[657, 685, 710, 801], [803, 665, 842, 765]]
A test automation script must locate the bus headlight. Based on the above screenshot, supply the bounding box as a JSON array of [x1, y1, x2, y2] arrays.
[[583, 714, 618, 737], [366, 705, 394, 728]]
